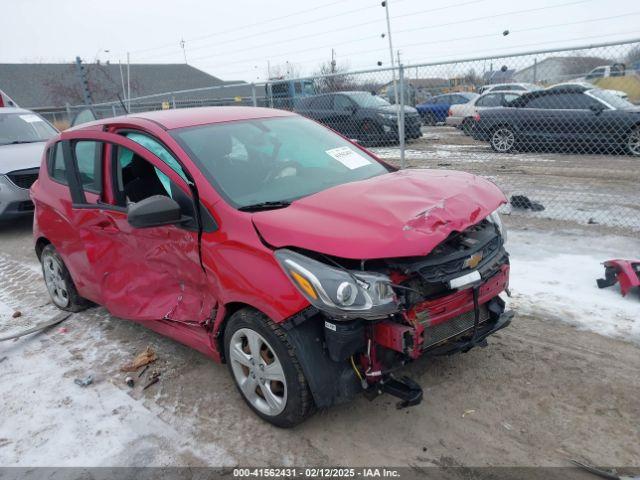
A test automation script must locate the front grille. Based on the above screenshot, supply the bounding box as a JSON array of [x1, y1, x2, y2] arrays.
[[422, 305, 490, 350], [7, 168, 39, 189]]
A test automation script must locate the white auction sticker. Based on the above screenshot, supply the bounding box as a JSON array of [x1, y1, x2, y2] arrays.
[[20, 114, 43, 123], [325, 146, 371, 170]]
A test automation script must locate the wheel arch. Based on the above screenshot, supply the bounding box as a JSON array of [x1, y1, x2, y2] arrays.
[[35, 236, 51, 260], [215, 301, 272, 363]]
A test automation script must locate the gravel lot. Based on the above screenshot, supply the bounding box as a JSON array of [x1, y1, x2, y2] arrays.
[[1, 211, 639, 470]]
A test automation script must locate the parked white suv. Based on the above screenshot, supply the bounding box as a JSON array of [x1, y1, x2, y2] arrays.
[[446, 90, 523, 133], [0, 107, 58, 219]]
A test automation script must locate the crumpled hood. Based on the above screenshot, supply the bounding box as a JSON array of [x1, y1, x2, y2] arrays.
[[253, 169, 506, 259], [0, 142, 46, 174]]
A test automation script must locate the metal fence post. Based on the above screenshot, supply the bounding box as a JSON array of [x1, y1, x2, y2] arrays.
[[172, 95, 177, 109], [111, 105, 117, 116], [251, 83, 257, 107], [398, 64, 406, 169]]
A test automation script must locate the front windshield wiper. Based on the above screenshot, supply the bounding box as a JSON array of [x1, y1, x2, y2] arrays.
[[238, 200, 292, 212]]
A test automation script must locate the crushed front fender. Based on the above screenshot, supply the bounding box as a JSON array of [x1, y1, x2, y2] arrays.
[[597, 259, 640, 297]]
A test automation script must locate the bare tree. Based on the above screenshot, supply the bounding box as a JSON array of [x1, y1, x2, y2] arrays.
[[624, 45, 640, 66], [41, 63, 139, 106], [267, 62, 301, 80], [313, 61, 357, 93]]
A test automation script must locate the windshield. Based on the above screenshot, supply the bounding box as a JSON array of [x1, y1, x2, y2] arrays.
[[587, 89, 634, 109], [347, 92, 391, 108], [171, 116, 389, 209], [0, 112, 57, 146]]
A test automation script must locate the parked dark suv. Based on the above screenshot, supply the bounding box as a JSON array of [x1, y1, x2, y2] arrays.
[[295, 91, 422, 145]]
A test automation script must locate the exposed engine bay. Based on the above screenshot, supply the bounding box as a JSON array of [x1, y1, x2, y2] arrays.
[[280, 216, 513, 409]]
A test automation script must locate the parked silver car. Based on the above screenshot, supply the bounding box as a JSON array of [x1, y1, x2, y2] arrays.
[[0, 108, 58, 219]]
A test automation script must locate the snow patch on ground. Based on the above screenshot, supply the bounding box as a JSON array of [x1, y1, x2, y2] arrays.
[[508, 229, 640, 342], [0, 262, 234, 467]]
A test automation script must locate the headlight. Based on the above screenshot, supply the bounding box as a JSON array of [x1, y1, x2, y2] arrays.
[[275, 249, 398, 320], [378, 113, 397, 120], [488, 209, 507, 243]]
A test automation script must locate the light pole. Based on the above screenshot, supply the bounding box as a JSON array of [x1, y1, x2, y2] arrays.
[[382, 1, 399, 108]]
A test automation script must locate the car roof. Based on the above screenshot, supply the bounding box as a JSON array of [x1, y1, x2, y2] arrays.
[[70, 106, 296, 131], [0, 107, 35, 114], [510, 85, 592, 106], [481, 90, 524, 95]]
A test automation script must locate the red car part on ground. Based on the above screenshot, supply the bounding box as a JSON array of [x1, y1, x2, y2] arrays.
[[597, 259, 640, 297], [31, 107, 512, 426]]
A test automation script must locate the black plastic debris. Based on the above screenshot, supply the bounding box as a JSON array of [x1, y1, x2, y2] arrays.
[[510, 195, 545, 211]]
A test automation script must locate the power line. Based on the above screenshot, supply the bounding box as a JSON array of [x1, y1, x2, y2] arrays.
[[144, 0, 485, 64], [196, 6, 629, 74], [209, 26, 638, 80], [129, 0, 351, 55]]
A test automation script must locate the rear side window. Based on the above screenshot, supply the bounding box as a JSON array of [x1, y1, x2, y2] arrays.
[[50, 142, 67, 184], [477, 94, 501, 107], [73, 141, 102, 195]]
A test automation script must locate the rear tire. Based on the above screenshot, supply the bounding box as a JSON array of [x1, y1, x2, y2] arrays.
[[490, 125, 516, 153], [41, 244, 89, 312], [224, 308, 313, 428], [461, 118, 473, 135], [627, 126, 640, 157]]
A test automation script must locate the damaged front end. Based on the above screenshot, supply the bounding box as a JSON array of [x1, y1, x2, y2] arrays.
[[277, 214, 513, 410]]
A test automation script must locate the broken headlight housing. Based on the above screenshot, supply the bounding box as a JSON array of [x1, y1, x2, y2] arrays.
[[275, 249, 398, 320], [488, 208, 507, 243]]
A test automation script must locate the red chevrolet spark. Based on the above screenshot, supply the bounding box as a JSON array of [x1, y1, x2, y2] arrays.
[[32, 107, 512, 427]]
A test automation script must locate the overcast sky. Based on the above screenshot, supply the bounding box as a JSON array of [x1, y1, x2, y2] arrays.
[[2, 0, 638, 82]]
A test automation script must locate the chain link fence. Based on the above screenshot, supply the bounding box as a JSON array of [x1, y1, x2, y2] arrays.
[[36, 38, 640, 230]]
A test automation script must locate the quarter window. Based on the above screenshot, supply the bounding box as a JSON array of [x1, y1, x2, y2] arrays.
[[73, 141, 102, 195], [50, 142, 67, 184]]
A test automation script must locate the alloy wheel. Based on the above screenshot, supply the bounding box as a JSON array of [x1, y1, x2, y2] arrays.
[[628, 128, 640, 157], [229, 328, 287, 417], [42, 251, 70, 308], [491, 127, 515, 152]]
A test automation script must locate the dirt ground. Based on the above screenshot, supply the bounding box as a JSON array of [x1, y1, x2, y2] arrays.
[[1, 214, 639, 470]]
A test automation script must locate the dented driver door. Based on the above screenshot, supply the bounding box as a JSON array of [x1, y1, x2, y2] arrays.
[[66, 130, 214, 325]]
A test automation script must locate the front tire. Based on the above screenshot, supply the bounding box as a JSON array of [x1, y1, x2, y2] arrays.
[[224, 308, 313, 427], [627, 126, 640, 157], [490, 125, 516, 153], [41, 244, 89, 312]]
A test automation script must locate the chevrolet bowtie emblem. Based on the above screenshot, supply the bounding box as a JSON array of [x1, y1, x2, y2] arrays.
[[464, 252, 483, 269]]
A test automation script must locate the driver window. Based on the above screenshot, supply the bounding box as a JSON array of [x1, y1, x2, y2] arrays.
[[333, 95, 353, 111], [112, 145, 195, 223]]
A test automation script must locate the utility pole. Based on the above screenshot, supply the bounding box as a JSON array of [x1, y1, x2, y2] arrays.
[[126, 52, 131, 110], [382, 1, 399, 108], [180, 37, 188, 64], [331, 49, 336, 74], [74, 56, 93, 106], [118, 60, 126, 107]]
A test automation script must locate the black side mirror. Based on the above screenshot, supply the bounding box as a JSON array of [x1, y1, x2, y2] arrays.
[[589, 104, 604, 115], [127, 195, 183, 228]]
